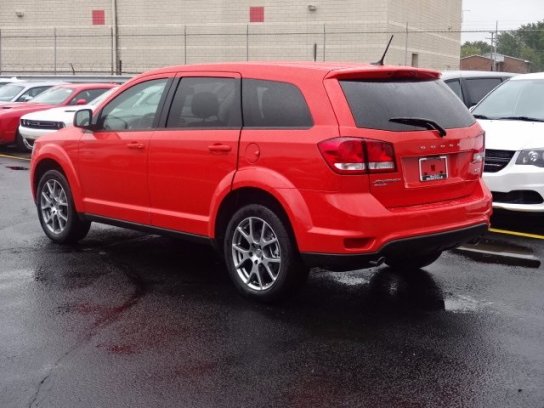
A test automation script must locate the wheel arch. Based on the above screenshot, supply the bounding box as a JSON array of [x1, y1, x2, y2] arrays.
[[32, 149, 83, 211], [212, 186, 312, 254]]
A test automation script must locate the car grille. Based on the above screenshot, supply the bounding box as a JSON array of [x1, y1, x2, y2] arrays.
[[20, 119, 65, 130], [484, 149, 515, 173], [492, 190, 544, 204]]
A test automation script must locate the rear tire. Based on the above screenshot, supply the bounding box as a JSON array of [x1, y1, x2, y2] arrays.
[[224, 204, 308, 302], [385, 251, 442, 270], [36, 170, 91, 243]]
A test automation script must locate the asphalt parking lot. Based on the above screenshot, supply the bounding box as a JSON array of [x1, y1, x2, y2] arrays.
[[1, 148, 544, 408]]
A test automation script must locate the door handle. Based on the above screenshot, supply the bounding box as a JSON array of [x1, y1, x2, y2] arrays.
[[127, 142, 145, 150], [208, 144, 232, 153]]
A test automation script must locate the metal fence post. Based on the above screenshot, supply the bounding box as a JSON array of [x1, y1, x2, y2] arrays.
[[246, 25, 249, 61], [184, 25, 187, 65], [404, 22, 409, 65], [323, 24, 326, 62], [111, 27, 114, 74], [0, 29, 2, 74], [54, 28, 57, 74]]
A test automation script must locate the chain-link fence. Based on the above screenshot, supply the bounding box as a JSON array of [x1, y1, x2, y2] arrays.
[[0, 25, 533, 76]]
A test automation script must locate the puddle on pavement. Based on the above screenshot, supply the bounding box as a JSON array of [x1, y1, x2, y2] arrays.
[[6, 166, 29, 171], [444, 294, 492, 314]]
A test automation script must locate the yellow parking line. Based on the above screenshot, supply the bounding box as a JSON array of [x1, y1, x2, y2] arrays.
[[0, 153, 31, 161], [489, 227, 544, 240]]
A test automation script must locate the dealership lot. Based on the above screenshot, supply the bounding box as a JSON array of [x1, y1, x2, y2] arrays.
[[1, 150, 544, 407]]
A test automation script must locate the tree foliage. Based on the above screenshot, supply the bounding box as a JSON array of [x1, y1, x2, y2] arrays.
[[497, 20, 544, 71], [461, 20, 544, 71], [461, 41, 492, 58]]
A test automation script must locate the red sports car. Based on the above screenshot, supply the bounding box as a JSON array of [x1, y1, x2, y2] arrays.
[[0, 82, 117, 151]]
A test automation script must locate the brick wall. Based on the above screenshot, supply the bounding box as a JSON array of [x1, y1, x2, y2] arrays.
[[0, 0, 462, 74]]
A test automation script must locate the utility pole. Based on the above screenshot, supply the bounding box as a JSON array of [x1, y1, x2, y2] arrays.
[[486, 21, 499, 71]]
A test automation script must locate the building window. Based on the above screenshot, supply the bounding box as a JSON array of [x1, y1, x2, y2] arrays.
[[249, 7, 264, 23], [411, 53, 419, 67], [92, 10, 105, 25]]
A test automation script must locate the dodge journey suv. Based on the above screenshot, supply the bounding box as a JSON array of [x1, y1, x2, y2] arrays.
[[30, 62, 492, 301]]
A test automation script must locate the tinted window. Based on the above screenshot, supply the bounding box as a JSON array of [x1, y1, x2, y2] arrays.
[[340, 79, 474, 131], [473, 79, 544, 120], [99, 79, 168, 131], [17, 86, 52, 102], [166, 77, 240, 129], [466, 78, 502, 106], [242, 79, 312, 128], [69, 88, 110, 105], [444, 79, 464, 102]]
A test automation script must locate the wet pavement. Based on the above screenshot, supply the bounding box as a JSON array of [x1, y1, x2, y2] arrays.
[[1, 149, 544, 408]]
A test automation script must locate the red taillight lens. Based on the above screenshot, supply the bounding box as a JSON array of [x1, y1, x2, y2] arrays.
[[318, 137, 396, 175]]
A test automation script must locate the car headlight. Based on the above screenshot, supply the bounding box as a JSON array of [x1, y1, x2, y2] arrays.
[[516, 149, 544, 167]]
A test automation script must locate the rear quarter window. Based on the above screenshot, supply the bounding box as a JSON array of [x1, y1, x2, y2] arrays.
[[242, 79, 312, 128], [340, 79, 475, 131]]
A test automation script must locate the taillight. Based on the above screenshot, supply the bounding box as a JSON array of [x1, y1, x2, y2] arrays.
[[318, 137, 396, 175], [472, 132, 485, 166]]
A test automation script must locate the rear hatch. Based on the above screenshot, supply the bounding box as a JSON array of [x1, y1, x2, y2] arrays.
[[329, 70, 484, 209]]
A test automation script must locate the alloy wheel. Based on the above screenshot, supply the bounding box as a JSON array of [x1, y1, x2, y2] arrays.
[[40, 179, 69, 235]]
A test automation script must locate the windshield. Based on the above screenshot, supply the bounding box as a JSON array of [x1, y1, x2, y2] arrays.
[[473, 79, 544, 121], [0, 84, 24, 101], [340, 79, 475, 131], [31, 87, 74, 104]]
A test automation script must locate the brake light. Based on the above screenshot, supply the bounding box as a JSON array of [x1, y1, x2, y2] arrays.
[[318, 137, 396, 175], [472, 132, 485, 164]]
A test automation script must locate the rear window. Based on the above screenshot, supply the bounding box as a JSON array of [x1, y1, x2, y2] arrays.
[[340, 79, 475, 131]]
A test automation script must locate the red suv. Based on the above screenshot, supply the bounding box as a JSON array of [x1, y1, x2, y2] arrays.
[[30, 62, 492, 301]]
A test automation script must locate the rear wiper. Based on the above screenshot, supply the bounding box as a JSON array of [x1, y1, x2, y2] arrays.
[[389, 117, 447, 137], [494, 116, 544, 123]]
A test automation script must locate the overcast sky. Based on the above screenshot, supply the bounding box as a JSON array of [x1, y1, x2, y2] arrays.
[[461, 0, 544, 42]]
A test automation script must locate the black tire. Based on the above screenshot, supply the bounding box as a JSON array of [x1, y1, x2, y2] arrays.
[[224, 204, 308, 302], [385, 251, 442, 270], [36, 169, 91, 244], [15, 131, 32, 153]]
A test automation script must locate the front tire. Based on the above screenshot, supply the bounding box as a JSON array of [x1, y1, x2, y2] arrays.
[[224, 204, 308, 302], [36, 170, 91, 243]]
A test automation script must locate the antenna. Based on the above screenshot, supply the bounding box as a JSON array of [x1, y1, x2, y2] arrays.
[[371, 35, 394, 66]]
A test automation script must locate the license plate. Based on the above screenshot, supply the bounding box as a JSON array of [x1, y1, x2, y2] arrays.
[[419, 156, 448, 182]]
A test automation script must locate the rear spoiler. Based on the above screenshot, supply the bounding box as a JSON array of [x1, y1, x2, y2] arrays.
[[325, 66, 440, 81]]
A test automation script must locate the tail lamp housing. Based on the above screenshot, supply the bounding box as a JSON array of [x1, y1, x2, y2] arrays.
[[318, 137, 396, 175]]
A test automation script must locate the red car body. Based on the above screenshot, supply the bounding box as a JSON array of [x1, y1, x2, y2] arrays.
[[30, 62, 492, 300], [0, 83, 117, 147]]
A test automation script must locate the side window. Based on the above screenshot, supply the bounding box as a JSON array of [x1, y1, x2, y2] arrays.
[[166, 77, 241, 129], [99, 79, 168, 131], [466, 78, 502, 107], [69, 89, 109, 105], [242, 79, 312, 128], [16, 86, 50, 102], [444, 79, 464, 103]]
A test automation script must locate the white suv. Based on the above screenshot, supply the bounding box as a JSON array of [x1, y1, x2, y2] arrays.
[[473, 72, 544, 212]]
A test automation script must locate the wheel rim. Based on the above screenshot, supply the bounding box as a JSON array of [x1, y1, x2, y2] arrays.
[[40, 179, 69, 235], [231, 216, 281, 291]]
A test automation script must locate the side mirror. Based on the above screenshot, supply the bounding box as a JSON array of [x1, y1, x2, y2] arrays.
[[17, 95, 33, 102], [75, 99, 88, 105], [74, 109, 93, 129]]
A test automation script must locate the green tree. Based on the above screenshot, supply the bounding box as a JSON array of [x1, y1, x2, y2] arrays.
[[461, 41, 492, 58], [497, 20, 544, 71]]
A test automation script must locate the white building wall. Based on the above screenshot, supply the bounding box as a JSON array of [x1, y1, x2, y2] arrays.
[[0, 0, 461, 74]]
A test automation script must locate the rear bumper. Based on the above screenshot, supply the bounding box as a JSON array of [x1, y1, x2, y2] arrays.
[[301, 223, 488, 271]]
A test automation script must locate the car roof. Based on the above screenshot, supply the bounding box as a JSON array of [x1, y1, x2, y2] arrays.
[[50, 82, 118, 90], [5, 80, 67, 88], [135, 61, 440, 81], [441, 70, 517, 80], [509, 72, 544, 81]]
